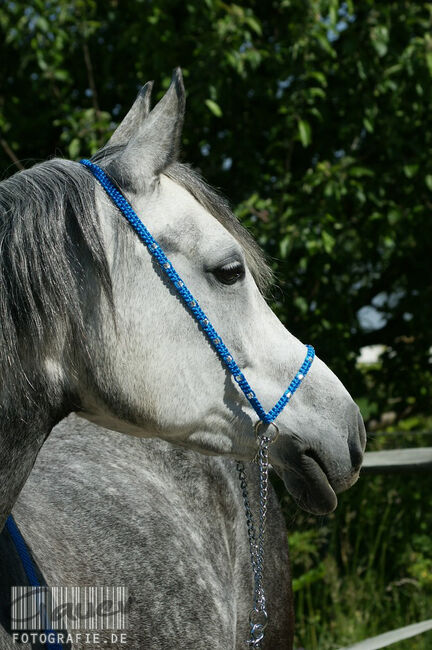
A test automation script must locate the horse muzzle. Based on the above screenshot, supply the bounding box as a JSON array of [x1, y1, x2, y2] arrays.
[[270, 408, 366, 515]]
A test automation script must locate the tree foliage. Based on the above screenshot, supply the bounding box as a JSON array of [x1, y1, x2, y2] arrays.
[[1, 0, 431, 418]]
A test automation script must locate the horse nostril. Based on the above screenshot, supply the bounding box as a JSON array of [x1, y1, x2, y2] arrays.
[[349, 444, 363, 473], [357, 410, 367, 451], [348, 411, 366, 472]]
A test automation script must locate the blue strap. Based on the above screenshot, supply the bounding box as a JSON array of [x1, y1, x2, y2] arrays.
[[80, 159, 315, 423], [5, 515, 63, 650]]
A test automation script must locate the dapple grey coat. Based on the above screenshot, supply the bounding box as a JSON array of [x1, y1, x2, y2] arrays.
[[0, 415, 294, 649]]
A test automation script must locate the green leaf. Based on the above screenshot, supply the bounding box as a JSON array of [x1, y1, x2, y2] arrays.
[[36, 16, 49, 32], [426, 52, 432, 77], [349, 166, 374, 178], [245, 16, 262, 36], [329, 6, 337, 26], [308, 71, 327, 87], [425, 175, 432, 191], [363, 118, 374, 133], [292, 563, 326, 592], [298, 119, 311, 147], [68, 138, 80, 160], [403, 164, 419, 178], [387, 209, 401, 225], [371, 25, 389, 57], [54, 69, 69, 81], [294, 296, 308, 314], [205, 99, 223, 117], [279, 236, 291, 259], [308, 87, 326, 99], [322, 230, 335, 254]]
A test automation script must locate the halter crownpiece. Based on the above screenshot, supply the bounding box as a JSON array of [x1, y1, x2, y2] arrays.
[[80, 158, 315, 648]]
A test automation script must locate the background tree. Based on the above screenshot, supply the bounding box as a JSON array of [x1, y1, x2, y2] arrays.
[[1, 0, 431, 421], [1, 3, 432, 648]]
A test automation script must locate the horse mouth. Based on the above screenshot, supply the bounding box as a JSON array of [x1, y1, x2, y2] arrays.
[[275, 451, 338, 515]]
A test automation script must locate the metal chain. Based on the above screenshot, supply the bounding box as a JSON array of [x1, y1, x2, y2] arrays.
[[236, 425, 275, 648]]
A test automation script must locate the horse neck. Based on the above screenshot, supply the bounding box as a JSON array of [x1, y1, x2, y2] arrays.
[[0, 377, 68, 530]]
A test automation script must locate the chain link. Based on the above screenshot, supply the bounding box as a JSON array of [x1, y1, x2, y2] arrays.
[[236, 425, 275, 648]]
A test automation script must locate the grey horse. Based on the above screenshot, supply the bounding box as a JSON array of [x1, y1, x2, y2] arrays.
[[1, 416, 294, 649], [0, 69, 365, 648]]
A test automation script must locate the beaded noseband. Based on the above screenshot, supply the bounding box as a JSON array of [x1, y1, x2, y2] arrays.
[[80, 158, 315, 647]]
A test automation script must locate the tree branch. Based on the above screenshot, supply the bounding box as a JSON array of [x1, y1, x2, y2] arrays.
[[82, 41, 101, 117], [0, 137, 24, 170]]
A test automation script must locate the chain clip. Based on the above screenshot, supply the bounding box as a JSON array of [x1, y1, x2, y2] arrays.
[[237, 420, 279, 648]]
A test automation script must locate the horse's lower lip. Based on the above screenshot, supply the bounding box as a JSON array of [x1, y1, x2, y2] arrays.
[[276, 455, 338, 515]]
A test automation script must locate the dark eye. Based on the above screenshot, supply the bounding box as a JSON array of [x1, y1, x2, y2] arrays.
[[213, 261, 245, 285]]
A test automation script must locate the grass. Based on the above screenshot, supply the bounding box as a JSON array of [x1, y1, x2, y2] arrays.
[[273, 417, 432, 649]]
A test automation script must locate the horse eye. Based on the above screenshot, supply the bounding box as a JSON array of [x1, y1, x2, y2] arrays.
[[213, 262, 245, 285]]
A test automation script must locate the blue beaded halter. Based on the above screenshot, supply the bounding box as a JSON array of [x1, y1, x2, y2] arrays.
[[3, 158, 316, 650], [80, 158, 315, 424]]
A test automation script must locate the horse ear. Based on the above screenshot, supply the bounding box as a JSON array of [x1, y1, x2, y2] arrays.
[[114, 68, 185, 186], [106, 81, 154, 148]]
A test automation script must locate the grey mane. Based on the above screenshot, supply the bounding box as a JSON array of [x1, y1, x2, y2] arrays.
[[0, 160, 112, 401], [0, 153, 271, 402]]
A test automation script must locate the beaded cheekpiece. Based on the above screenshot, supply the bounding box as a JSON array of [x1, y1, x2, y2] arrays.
[[80, 158, 315, 647], [80, 159, 314, 423]]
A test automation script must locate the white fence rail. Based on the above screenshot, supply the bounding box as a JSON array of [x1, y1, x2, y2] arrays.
[[338, 434, 432, 648], [362, 447, 432, 473], [339, 619, 432, 650]]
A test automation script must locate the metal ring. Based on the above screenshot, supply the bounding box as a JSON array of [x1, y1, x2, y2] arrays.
[[254, 421, 279, 444], [249, 607, 268, 629], [248, 624, 265, 645]]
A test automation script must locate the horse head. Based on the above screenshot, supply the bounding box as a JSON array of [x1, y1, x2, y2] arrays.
[[72, 69, 365, 515]]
